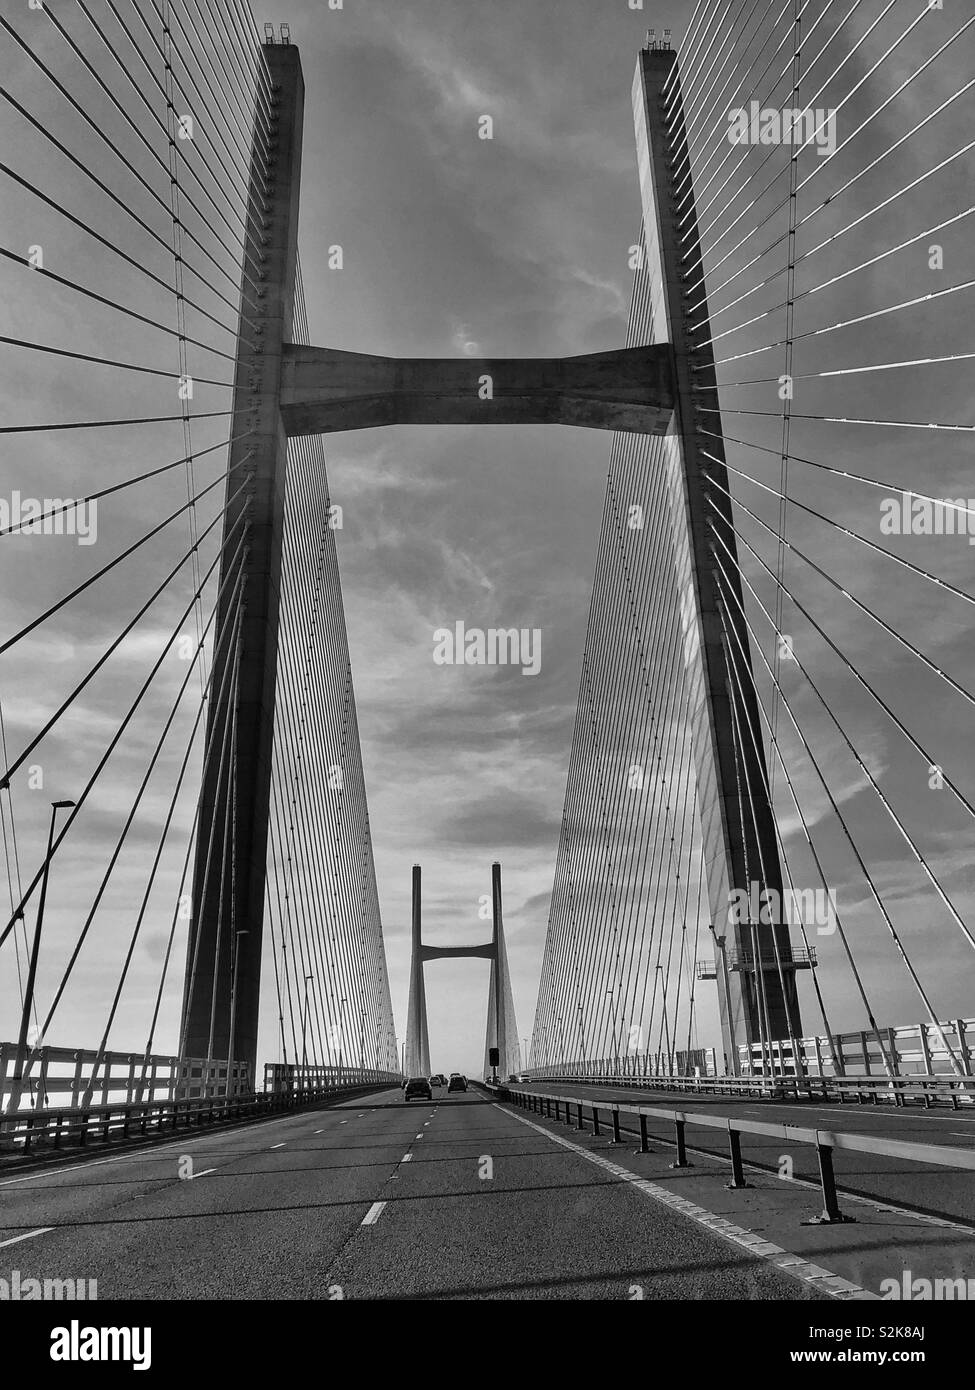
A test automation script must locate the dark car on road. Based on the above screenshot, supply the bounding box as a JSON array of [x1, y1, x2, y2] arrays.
[[447, 1074, 467, 1093], [404, 1077, 432, 1101]]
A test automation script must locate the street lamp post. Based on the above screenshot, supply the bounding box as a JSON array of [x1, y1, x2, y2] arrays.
[[10, 799, 75, 1113]]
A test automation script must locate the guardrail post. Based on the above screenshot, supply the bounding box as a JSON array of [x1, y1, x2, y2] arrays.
[[611, 1109, 621, 1144], [80, 1110, 89, 1147], [591, 1105, 600, 1136], [726, 1126, 750, 1188], [670, 1116, 690, 1168], [803, 1136, 855, 1225], [636, 1114, 652, 1154], [576, 1102, 584, 1131]]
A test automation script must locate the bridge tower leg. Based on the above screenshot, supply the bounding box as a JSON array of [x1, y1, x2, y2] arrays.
[[484, 862, 519, 1080], [404, 865, 431, 1077], [634, 48, 801, 1070], [179, 43, 304, 1086]]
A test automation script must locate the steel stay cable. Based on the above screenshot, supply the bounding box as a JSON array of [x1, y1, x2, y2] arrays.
[[178, 602, 243, 1064], [67, 558, 248, 1083], [685, 0, 911, 258], [683, 68, 975, 312], [712, 454, 975, 608], [0, 453, 253, 656], [690, 189, 975, 351], [0, 244, 239, 362], [0, 477, 249, 789], [689, 8, 975, 274], [0, 161, 243, 330], [121, 573, 246, 1069], [38, 2, 257, 251], [0, 501, 251, 957], [712, 567, 857, 1072], [704, 466, 975, 776], [0, 431, 252, 539], [0, 90, 257, 312], [0, 20, 261, 286], [708, 540, 961, 1074], [706, 507, 975, 957]]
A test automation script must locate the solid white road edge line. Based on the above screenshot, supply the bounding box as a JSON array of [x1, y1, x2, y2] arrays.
[[0, 1228, 53, 1249], [494, 1104, 878, 1301]]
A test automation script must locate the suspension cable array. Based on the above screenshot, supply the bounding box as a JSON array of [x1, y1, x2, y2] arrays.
[[532, 0, 975, 1081], [0, 2, 397, 1101]]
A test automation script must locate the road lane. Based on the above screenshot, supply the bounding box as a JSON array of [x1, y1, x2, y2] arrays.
[[320, 1089, 820, 1299], [0, 1085, 830, 1299], [0, 1089, 418, 1297]]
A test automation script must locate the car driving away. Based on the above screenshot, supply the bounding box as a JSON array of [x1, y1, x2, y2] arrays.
[[404, 1076, 432, 1102], [429, 1073, 446, 1088], [447, 1073, 467, 1093]]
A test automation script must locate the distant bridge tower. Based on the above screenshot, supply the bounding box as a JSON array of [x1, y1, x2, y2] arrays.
[[404, 863, 520, 1079]]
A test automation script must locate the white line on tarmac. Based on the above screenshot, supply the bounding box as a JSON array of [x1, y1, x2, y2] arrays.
[[188, 1168, 216, 1179], [0, 1112, 310, 1188], [270, 1143, 286, 1149], [361, 1202, 386, 1226], [0, 1228, 52, 1249], [496, 1104, 878, 1301], [401, 1154, 412, 1162]]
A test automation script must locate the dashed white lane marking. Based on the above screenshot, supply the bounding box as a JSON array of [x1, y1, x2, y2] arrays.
[[0, 1111, 316, 1188], [0, 1228, 52, 1249], [361, 1202, 386, 1226], [415, 1134, 423, 1140], [270, 1143, 286, 1150], [401, 1153, 412, 1163], [188, 1168, 216, 1180], [314, 1130, 324, 1135], [495, 1104, 877, 1301]]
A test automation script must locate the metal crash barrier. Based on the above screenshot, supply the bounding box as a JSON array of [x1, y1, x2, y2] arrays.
[[0, 1079, 396, 1157], [525, 1071, 975, 1109], [500, 1085, 975, 1225]]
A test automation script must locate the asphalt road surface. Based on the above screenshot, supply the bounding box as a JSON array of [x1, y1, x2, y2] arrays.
[[0, 1087, 823, 1300]]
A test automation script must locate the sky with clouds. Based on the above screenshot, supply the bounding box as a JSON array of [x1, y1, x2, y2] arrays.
[[1, 0, 973, 1082]]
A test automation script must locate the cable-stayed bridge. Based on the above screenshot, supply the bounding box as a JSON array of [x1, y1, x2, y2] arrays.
[[0, 0, 974, 1312]]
